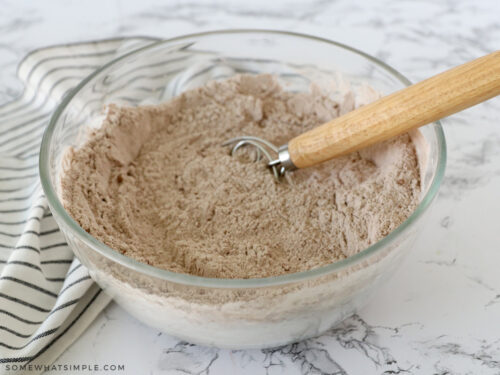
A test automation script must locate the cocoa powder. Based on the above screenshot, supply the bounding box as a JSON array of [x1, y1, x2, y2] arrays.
[[60, 74, 421, 279]]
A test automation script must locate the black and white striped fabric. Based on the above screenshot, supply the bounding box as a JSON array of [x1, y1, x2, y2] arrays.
[[0, 37, 158, 371]]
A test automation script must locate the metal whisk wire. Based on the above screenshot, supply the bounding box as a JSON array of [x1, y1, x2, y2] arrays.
[[222, 136, 283, 179]]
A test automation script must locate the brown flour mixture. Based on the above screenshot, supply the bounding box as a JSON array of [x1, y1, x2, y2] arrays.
[[61, 74, 420, 279]]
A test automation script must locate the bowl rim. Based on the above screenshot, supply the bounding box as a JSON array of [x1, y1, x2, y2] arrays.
[[39, 29, 447, 288]]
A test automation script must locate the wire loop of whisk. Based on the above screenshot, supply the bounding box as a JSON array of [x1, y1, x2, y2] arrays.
[[222, 136, 284, 179]]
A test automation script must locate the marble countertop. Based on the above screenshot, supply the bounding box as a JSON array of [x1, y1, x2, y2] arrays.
[[2, 0, 500, 373]]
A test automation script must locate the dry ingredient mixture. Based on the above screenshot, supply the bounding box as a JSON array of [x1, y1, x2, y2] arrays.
[[61, 74, 421, 279]]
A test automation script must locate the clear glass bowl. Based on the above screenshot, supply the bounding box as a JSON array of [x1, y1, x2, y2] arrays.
[[40, 30, 446, 349]]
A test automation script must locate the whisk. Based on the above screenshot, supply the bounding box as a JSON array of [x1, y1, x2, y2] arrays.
[[224, 51, 500, 179]]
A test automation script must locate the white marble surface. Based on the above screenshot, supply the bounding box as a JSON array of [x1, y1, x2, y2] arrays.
[[2, 0, 500, 373]]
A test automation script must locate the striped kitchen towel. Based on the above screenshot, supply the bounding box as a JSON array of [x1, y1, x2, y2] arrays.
[[0, 37, 158, 373]]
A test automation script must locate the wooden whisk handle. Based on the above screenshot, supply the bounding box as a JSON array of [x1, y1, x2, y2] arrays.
[[287, 51, 500, 169]]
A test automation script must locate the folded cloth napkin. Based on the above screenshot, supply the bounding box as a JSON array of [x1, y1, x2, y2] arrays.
[[0, 37, 157, 373]]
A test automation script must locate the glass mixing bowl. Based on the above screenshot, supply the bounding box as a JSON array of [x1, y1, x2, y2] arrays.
[[40, 30, 446, 349]]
